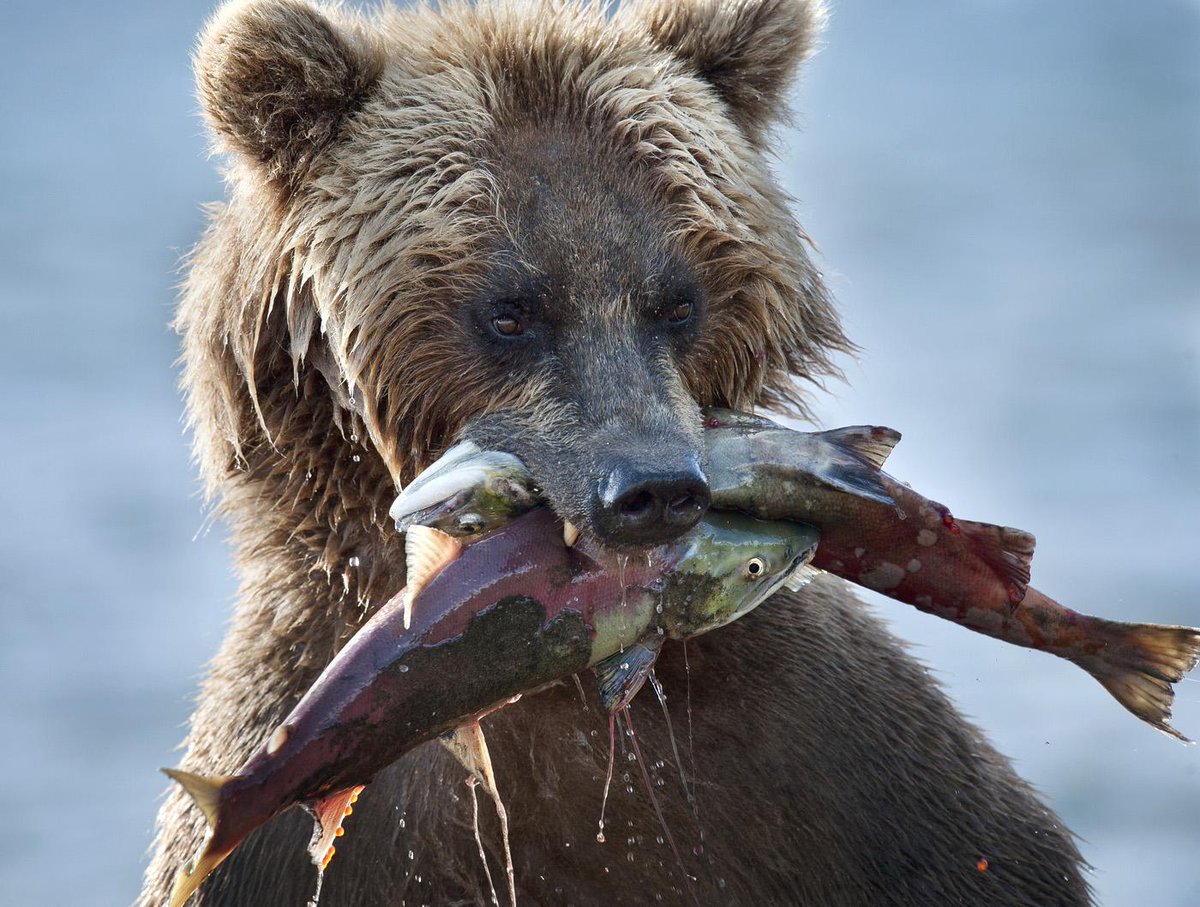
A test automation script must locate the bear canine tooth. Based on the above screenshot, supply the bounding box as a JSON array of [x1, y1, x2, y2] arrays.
[[562, 520, 581, 547]]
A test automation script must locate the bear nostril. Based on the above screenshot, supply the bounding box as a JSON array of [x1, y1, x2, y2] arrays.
[[667, 492, 694, 514], [619, 490, 656, 518], [595, 455, 710, 546]]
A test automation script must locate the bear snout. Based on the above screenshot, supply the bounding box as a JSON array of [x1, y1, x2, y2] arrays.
[[592, 445, 710, 546]]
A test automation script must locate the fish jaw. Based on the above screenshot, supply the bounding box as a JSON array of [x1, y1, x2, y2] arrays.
[[390, 442, 538, 537]]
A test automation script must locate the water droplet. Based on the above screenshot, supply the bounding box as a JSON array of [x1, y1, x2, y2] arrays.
[[408, 850, 415, 860], [596, 831, 606, 844], [352, 454, 361, 462], [398, 665, 409, 673], [348, 556, 360, 567]]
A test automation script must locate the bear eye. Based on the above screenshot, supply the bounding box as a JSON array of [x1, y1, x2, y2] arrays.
[[666, 300, 693, 324], [745, 557, 766, 579], [491, 315, 524, 337]]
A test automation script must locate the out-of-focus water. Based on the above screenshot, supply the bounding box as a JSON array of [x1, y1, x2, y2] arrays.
[[0, 1, 1195, 904]]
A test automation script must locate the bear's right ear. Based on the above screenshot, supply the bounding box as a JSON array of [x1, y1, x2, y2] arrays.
[[195, 0, 384, 187]]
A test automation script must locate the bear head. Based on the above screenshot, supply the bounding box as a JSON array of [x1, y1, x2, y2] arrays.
[[186, 0, 850, 551]]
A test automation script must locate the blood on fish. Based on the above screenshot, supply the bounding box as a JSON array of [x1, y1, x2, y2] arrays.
[[976, 857, 989, 873]]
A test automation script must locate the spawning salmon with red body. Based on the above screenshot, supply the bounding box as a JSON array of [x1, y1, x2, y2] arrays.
[[394, 407, 1200, 739], [162, 507, 818, 906]]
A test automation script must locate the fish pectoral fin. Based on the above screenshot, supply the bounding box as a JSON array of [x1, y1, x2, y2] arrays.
[[304, 785, 366, 872], [594, 638, 664, 715], [162, 768, 232, 831], [440, 720, 499, 798], [403, 525, 463, 628], [783, 563, 824, 592], [957, 520, 1037, 602], [820, 425, 902, 471]]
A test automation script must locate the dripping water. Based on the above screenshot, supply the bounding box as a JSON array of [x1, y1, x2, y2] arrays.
[[621, 707, 699, 906], [572, 673, 590, 712], [306, 865, 325, 907], [648, 669, 690, 802], [596, 712, 616, 844], [492, 783, 517, 907], [467, 778, 501, 907], [682, 642, 705, 850]]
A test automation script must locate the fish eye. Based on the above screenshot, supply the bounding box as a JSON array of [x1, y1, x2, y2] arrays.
[[745, 557, 766, 579], [456, 514, 484, 535]]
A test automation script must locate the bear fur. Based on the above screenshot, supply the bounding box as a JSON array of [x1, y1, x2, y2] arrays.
[[141, 1, 1092, 904]]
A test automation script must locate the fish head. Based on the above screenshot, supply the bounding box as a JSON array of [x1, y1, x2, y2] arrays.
[[660, 513, 821, 638], [389, 440, 540, 537]]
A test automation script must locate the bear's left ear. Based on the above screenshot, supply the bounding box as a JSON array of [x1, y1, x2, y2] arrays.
[[628, 0, 826, 142], [195, 0, 385, 188]]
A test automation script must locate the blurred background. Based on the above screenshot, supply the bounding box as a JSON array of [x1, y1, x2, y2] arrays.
[[0, 0, 1196, 903]]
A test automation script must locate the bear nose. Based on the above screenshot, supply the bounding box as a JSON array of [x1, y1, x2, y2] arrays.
[[595, 454, 710, 546]]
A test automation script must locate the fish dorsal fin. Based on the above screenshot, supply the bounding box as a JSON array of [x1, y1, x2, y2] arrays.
[[161, 768, 231, 831], [820, 425, 902, 471], [957, 519, 1036, 602], [403, 525, 463, 629], [594, 637, 664, 715], [305, 785, 365, 872]]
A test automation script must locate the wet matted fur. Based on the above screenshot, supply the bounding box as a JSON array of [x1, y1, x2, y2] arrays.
[[142, 1, 1092, 904]]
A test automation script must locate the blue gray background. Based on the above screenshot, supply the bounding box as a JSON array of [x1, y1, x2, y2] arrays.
[[1, 1, 1196, 904]]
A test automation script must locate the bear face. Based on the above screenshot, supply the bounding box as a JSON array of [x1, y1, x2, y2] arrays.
[[189, 0, 850, 549]]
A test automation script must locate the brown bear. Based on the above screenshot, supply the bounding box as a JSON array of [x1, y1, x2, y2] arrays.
[[142, 0, 1092, 904]]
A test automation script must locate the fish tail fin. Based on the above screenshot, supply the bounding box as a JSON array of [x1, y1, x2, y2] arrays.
[[1081, 621, 1200, 742], [167, 847, 233, 907], [162, 769, 242, 904], [957, 519, 1037, 602]]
